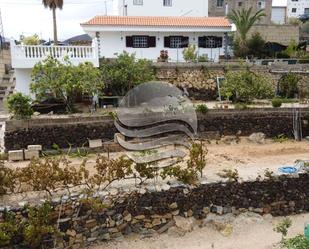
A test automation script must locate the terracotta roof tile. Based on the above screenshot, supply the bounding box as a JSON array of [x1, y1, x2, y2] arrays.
[[82, 16, 231, 28]]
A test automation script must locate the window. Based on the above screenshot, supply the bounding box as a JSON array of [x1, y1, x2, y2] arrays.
[[164, 36, 189, 48], [133, 0, 143, 5], [126, 36, 156, 48], [170, 36, 182, 48], [257, 0, 265, 10], [133, 36, 148, 48], [198, 36, 223, 48], [238, 2, 242, 7], [217, 0, 224, 7], [292, 8, 297, 13], [305, 8, 309, 14], [163, 0, 172, 6]]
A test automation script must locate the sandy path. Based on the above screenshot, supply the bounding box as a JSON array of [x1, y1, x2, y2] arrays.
[[90, 213, 309, 249]]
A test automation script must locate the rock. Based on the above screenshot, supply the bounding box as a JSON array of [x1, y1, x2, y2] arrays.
[[210, 221, 233, 237], [167, 226, 186, 237], [85, 219, 97, 229], [24, 149, 40, 160], [8, 150, 24, 161], [169, 202, 178, 209], [172, 210, 179, 216], [157, 220, 176, 234], [88, 139, 103, 148], [248, 132, 266, 144], [203, 207, 210, 214], [135, 215, 145, 220], [221, 136, 239, 145], [109, 188, 118, 196], [161, 184, 171, 191], [27, 145, 42, 151], [33, 111, 40, 116], [123, 213, 132, 222], [99, 233, 110, 241], [174, 216, 194, 232], [66, 229, 76, 237], [152, 218, 161, 226]]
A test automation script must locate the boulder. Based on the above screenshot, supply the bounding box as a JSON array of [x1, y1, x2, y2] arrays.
[[248, 133, 266, 144], [174, 216, 195, 232]]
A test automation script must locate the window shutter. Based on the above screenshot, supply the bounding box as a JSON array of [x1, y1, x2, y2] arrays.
[[148, 36, 156, 47], [164, 36, 170, 48], [181, 36, 189, 48], [198, 37, 206, 48], [126, 36, 133, 47]]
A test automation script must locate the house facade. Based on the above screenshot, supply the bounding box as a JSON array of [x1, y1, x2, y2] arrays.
[[208, 0, 273, 24], [81, 16, 232, 62], [118, 0, 208, 17], [287, 0, 309, 18]]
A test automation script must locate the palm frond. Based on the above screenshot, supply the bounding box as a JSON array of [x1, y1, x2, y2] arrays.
[[42, 0, 63, 9]]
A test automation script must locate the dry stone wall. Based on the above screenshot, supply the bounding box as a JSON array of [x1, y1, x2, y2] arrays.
[[1, 173, 308, 249]]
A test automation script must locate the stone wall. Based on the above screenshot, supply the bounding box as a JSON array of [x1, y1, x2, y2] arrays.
[[1, 173, 308, 248], [4, 108, 309, 151], [154, 63, 309, 100], [248, 24, 300, 45]]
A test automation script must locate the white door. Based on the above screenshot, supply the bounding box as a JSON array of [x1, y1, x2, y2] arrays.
[[271, 7, 286, 24]]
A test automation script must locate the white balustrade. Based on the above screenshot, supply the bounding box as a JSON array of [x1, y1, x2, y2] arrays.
[[10, 39, 99, 68]]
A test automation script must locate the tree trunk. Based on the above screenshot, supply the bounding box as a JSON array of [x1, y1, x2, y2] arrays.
[[52, 8, 58, 45]]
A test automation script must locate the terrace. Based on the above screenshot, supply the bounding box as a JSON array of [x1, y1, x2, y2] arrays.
[[10, 38, 99, 68]]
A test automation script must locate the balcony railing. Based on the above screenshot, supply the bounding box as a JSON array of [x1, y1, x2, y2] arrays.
[[10, 39, 99, 68]]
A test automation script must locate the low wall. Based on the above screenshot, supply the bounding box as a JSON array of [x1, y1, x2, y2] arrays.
[[154, 63, 309, 101], [1, 173, 308, 248], [4, 108, 309, 151]]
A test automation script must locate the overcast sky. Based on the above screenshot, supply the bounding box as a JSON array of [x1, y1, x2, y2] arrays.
[[0, 0, 117, 40]]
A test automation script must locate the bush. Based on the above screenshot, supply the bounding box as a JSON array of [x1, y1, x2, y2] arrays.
[[272, 98, 283, 107], [278, 73, 300, 98], [6, 93, 33, 119], [100, 52, 154, 96], [247, 32, 266, 58], [195, 104, 209, 114], [221, 70, 274, 102], [182, 44, 197, 62], [234, 103, 248, 110], [281, 235, 309, 249], [198, 55, 208, 62]]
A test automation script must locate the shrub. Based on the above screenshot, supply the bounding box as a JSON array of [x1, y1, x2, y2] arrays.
[[234, 103, 248, 110], [247, 32, 266, 58], [273, 134, 289, 143], [21, 34, 40, 45], [100, 52, 154, 96], [274, 217, 292, 239], [182, 44, 197, 62], [281, 235, 309, 249], [217, 169, 239, 182], [278, 73, 300, 98], [0, 161, 15, 195], [6, 93, 33, 119], [198, 55, 208, 62], [221, 70, 274, 102], [195, 104, 209, 114], [272, 98, 282, 107]]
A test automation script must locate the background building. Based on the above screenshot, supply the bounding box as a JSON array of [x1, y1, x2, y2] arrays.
[[208, 0, 272, 24], [118, 0, 208, 17], [287, 0, 309, 18]]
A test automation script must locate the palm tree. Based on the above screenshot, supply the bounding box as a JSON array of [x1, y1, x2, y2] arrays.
[[228, 7, 266, 43], [42, 0, 64, 45]]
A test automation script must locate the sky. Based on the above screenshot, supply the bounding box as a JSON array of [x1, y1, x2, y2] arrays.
[[0, 0, 118, 40]]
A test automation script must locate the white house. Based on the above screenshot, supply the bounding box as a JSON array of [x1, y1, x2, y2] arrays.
[[118, 0, 208, 17], [271, 0, 287, 24], [287, 0, 309, 18], [81, 15, 232, 62]]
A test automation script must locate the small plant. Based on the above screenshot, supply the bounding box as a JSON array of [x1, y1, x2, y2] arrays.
[[274, 217, 292, 240], [0, 161, 15, 195], [234, 103, 248, 110], [279, 73, 300, 98], [272, 98, 283, 108], [158, 50, 169, 62], [264, 168, 276, 181], [281, 235, 309, 249], [183, 44, 197, 62], [273, 134, 289, 143], [217, 169, 239, 182], [195, 104, 209, 114], [6, 93, 33, 119], [161, 166, 199, 185], [198, 55, 208, 62]]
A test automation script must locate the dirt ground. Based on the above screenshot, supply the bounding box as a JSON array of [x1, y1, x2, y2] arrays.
[[90, 213, 309, 249]]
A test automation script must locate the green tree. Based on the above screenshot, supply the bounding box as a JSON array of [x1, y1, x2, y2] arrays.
[[31, 56, 103, 112], [42, 0, 63, 45], [183, 44, 197, 62], [247, 32, 266, 58], [100, 52, 155, 96], [21, 34, 40, 45], [6, 93, 33, 119], [228, 8, 266, 56], [221, 70, 274, 102]]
